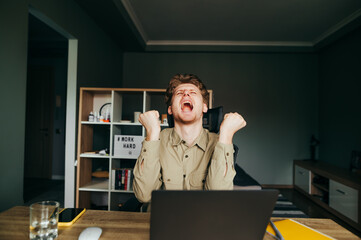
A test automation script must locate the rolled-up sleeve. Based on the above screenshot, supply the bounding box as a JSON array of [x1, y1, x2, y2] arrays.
[[133, 140, 162, 203], [205, 142, 236, 190]]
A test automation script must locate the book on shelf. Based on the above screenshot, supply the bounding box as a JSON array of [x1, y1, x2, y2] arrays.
[[111, 168, 133, 191]]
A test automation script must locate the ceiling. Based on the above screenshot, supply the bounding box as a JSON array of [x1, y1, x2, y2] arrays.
[[76, 0, 361, 52]]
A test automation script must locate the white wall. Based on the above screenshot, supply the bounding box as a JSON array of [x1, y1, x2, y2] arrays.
[[123, 52, 319, 184], [0, 0, 124, 212], [319, 25, 361, 169]]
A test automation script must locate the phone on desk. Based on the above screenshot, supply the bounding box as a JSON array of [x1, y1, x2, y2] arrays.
[[58, 208, 86, 226]]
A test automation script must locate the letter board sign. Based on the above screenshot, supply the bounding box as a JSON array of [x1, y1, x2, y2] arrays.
[[114, 135, 143, 158]]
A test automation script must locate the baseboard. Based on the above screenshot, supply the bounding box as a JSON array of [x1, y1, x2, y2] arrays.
[[261, 184, 294, 189], [52, 175, 65, 180]]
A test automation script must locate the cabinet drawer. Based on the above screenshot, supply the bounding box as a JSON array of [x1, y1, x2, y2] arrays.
[[294, 165, 310, 193], [329, 180, 358, 223]]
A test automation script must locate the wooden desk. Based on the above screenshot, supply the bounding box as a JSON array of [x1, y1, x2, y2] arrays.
[[0, 206, 359, 240]]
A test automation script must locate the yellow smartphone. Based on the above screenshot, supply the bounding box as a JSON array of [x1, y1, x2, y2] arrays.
[[58, 208, 86, 226]]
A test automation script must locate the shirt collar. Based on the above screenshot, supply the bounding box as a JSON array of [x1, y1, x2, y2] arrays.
[[171, 128, 183, 146], [171, 128, 208, 152]]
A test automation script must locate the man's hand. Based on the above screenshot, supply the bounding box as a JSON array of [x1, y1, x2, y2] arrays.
[[219, 112, 246, 144], [139, 110, 161, 141]]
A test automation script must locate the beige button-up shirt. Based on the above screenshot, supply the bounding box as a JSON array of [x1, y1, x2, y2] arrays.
[[133, 128, 236, 203]]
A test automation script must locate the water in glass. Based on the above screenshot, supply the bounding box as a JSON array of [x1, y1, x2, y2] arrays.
[[29, 201, 59, 240]]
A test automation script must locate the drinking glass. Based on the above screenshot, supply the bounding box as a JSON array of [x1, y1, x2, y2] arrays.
[[29, 201, 59, 240]]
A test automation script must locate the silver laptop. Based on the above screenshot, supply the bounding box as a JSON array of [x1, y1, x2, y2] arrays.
[[150, 190, 279, 240]]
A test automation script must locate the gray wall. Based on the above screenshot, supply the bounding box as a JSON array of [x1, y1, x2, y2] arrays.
[[123, 52, 319, 184], [0, 0, 123, 212], [319, 25, 361, 168], [0, 1, 28, 211]]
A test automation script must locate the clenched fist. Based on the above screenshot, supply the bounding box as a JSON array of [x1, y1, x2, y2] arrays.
[[219, 112, 246, 144], [139, 110, 161, 141]]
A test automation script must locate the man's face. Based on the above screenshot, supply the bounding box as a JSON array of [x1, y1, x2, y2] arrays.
[[168, 83, 208, 124]]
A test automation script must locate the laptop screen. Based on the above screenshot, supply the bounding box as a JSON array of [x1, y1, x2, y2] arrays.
[[150, 190, 279, 240]]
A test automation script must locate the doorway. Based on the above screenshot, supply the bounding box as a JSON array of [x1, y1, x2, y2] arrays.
[[23, 13, 68, 205]]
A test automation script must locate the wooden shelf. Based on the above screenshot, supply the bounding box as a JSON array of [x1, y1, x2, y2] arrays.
[[312, 182, 329, 192], [110, 189, 134, 193], [294, 160, 361, 232], [81, 121, 111, 125], [112, 156, 137, 159], [112, 122, 142, 126], [76, 88, 176, 210], [80, 153, 109, 158], [112, 122, 169, 127], [79, 179, 109, 192], [294, 160, 361, 189]]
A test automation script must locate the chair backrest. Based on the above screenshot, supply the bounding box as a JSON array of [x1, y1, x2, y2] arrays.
[[167, 106, 223, 133]]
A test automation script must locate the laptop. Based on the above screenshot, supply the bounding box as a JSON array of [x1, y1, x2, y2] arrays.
[[150, 189, 279, 240]]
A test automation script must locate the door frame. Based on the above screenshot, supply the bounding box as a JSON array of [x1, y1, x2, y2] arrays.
[[29, 7, 78, 208]]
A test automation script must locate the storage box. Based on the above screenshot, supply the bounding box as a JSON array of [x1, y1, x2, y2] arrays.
[[114, 135, 143, 158]]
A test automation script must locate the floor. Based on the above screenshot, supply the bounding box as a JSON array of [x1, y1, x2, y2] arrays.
[[22, 181, 360, 238], [23, 178, 64, 208], [278, 188, 361, 238]]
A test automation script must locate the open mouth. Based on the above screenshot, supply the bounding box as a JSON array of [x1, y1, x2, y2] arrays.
[[181, 101, 193, 111]]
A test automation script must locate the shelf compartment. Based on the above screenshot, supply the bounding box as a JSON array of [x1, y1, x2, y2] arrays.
[[311, 172, 329, 204], [144, 91, 167, 116], [79, 179, 109, 192], [77, 157, 109, 197], [112, 158, 136, 168], [79, 90, 112, 122], [91, 192, 109, 210], [78, 124, 110, 154], [110, 192, 136, 211], [78, 191, 108, 210], [112, 124, 143, 136], [312, 182, 329, 193], [110, 159, 135, 191], [113, 91, 143, 123]]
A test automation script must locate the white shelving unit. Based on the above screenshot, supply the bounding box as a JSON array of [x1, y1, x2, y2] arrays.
[[76, 88, 169, 210]]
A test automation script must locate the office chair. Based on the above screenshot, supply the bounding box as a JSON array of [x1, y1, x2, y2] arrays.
[[119, 106, 260, 212]]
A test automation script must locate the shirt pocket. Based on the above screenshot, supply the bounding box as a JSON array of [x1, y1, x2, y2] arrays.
[[189, 172, 207, 190], [162, 174, 183, 190]]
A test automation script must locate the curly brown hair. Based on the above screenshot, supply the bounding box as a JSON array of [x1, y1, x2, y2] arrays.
[[165, 74, 209, 107]]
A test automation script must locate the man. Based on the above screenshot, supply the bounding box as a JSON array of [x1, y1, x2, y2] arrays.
[[133, 74, 246, 203]]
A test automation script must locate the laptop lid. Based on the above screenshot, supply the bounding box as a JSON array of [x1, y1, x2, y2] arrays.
[[150, 189, 279, 240]]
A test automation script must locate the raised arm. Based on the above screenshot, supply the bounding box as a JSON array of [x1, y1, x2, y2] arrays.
[[133, 110, 162, 203], [205, 112, 246, 189], [218, 112, 246, 145]]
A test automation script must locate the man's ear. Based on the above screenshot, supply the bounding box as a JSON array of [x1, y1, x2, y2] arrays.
[[168, 106, 173, 115], [203, 103, 208, 113]]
